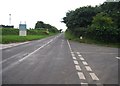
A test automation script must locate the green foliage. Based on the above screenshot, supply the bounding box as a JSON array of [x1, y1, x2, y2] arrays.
[[35, 21, 59, 33], [1, 28, 58, 44], [63, 2, 120, 44], [91, 12, 114, 29], [2, 35, 48, 44], [87, 12, 119, 42], [2, 28, 19, 35], [1, 28, 58, 36], [100, 2, 120, 28], [62, 6, 99, 30]]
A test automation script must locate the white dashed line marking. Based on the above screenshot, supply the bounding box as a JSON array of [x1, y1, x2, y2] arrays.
[[78, 54, 82, 57], [72, 56, 77, 60], [75, 65, 81, 71], [82, 61, 88, 65], [73, 60, 79, 65], [81, 82, 88, 86], [89, 73, 99, 80], [76, 52, 80, 54], [81, 82, 88, 84], [116, 57, 120, 59], [85, 66, 92, 71], [77, 72, 86, 80], [71, 53, 75, 57], [80, 57, 85, 61]]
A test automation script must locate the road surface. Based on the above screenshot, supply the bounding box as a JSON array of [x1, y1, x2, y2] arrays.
[[1, 33, 119, 86]]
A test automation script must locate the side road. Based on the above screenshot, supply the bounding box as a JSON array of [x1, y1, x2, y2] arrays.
[[0, 41, 30, 50]]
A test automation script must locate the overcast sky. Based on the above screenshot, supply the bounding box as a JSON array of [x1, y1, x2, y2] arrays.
[[0, 0, 106, 31]]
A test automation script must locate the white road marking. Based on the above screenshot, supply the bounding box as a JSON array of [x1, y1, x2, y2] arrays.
[[116, 57, 120, 59], [71, 53, 75, 57], [72, 56, 76, 60], [67, 40, 72, 52], [89, 73, 99, 80], [76, 52, 80, 54], [75, 65, 81, 71], [81, 82, 88, 84], [80, 57, 85, 61], [71, 52, 74, 54], [1, 37, 56, 73], [81, 83, 88, 86], [77, 72, 86, 80], [78, 54, 82, 57], [82, 61, 88, 65], [0, 53, 22, 64], [73, 60, 79, 65], [18, 39, 53, 62], [85, 66, 92, 71]]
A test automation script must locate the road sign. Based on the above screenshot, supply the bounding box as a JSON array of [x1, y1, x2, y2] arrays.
[[19, 24, 27, 36]]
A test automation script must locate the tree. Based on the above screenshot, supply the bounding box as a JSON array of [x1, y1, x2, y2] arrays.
[[62, 6, 100, 35], [87, 12, 118, 42], [35, 21, 45, 29], [35, 21, 59, 33]]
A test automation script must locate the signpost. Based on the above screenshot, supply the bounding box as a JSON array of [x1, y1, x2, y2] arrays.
[[19, 23, 27, 36]]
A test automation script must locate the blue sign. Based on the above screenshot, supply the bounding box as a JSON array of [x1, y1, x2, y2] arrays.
[[19, 24, 26, 30]]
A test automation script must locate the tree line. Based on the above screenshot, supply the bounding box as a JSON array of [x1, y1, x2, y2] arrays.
[[35, 21, 59, 33], [62, 1, 120, 43]]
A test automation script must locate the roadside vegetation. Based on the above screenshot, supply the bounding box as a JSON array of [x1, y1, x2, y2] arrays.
[[63, 2, 120, 47], [0, 21, 60, 44]]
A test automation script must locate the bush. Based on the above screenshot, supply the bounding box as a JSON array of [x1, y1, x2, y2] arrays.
[[86, 12, 119, 43], [1, 28, 51, 35]]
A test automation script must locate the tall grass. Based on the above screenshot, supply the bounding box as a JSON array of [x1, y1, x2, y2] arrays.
[[1, 28, 58, 44]]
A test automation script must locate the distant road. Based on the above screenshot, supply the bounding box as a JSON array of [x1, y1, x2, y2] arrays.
[[1, 33, 119, 85]]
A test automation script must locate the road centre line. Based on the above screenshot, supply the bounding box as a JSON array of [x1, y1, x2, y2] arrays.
[[77, 72, 86, 80], [89, 73, 99, 80]]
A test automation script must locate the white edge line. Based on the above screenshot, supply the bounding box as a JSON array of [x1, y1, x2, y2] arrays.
[[67, 40, 72, 52], [1, 37, 55, 73], [116, 57, 120, 59]]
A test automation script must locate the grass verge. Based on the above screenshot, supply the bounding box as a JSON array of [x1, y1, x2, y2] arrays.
[[1, 33, 57, 44], [65, 31, 120, 48]]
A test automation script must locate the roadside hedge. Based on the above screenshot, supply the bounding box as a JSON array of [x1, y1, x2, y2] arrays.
[[1, 28, 51, 35]]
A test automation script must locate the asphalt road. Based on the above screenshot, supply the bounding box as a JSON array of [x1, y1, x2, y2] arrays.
[[1, 33, 119, 85]]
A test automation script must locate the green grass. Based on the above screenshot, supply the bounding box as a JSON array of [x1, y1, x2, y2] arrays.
[[1, 33, 57, 44], [0, 28, 59, 44], [65, 31, 120, 48]]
